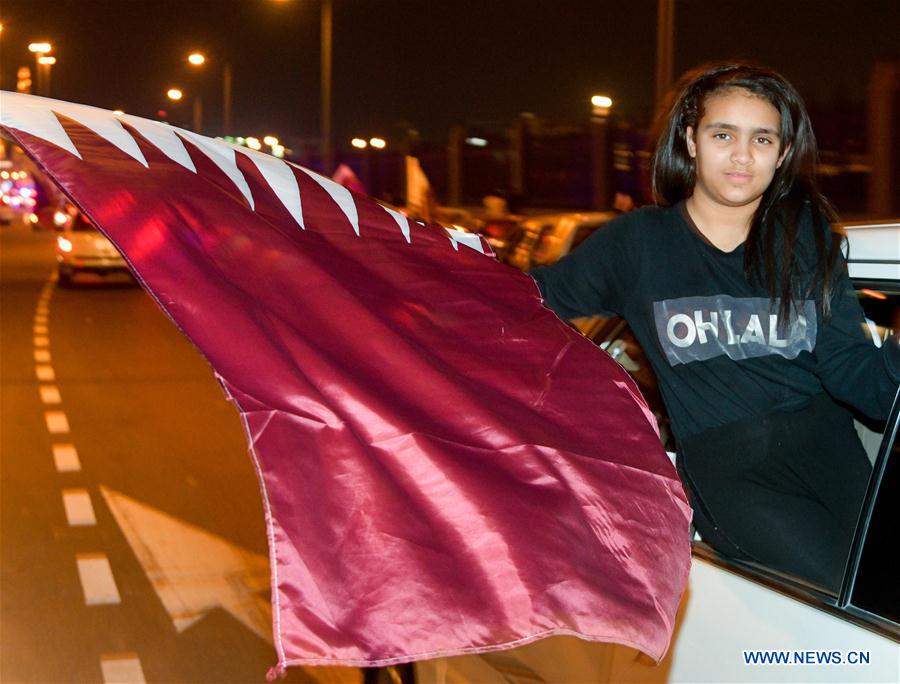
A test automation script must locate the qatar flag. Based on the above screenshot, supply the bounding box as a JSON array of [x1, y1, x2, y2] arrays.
[[0, 92, 691, 677]]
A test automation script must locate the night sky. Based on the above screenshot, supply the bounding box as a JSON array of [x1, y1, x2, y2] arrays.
[[1, 0, 897, 146]]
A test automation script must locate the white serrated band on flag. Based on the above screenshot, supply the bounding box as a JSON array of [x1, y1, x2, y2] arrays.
[[179, 129, 255, 209], [297, 168, 360, 236], [46, 100, 148, 167], [0, 91, 81, 158], [119, 114, 196, 172], [381, 206, 411, 243], [236, 149, 305, 229], [445, 227, 485, 254]]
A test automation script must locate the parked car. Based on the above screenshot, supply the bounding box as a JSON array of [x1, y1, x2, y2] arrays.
[[56, 208, 132, 286], [506, 211, 618, 271], [418, 219, 900, 683]]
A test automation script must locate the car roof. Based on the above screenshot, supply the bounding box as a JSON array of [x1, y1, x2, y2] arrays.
[[842, 219, 900, 283]]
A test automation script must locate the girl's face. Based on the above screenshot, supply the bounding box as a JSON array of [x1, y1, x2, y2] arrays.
[[685, 88, 788, 211]]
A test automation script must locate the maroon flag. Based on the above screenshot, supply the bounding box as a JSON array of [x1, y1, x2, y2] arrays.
[[1, 92, 691, 676]]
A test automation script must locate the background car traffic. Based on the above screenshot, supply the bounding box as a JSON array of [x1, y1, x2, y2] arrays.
[[55, 206, 132, 286]]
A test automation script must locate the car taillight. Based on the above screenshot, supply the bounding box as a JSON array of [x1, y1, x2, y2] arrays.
[[57, 236, 73, 252]]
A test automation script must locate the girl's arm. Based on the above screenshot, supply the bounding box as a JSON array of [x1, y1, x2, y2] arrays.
[[529, 212, 640, 320], [813, 270, 900, 421]]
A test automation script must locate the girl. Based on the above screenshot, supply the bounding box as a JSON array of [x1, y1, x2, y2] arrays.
[[531, 63, 900, 591]]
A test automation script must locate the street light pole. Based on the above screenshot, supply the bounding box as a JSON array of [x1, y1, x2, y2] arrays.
[[320, 0, 333, 174], [39, 56, 56, 97], [187, 51, 233, 137], [27, 42, 52, 96], [186, 52, 207, 134], [655, 0, 675, 111], [223, 62, 233, 136], [270, 0, 332, 168], [166, 88, 184, 125], [192, 95, 203, 134], [590, 95, 613, 210]]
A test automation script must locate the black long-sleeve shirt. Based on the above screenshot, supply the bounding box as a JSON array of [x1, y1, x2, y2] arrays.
[[530, 203, 900, 440]]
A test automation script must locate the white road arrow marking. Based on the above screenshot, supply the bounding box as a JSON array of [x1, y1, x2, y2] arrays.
[[99, 486, 272, 642]]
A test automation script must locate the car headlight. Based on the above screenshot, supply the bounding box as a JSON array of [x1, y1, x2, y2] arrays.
[[57, 236, 73, 252], [54, 210, 69, 227]]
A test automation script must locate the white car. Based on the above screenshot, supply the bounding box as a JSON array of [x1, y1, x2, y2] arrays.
[[56, 209, 131, 286], [417, 219, 900, 683]]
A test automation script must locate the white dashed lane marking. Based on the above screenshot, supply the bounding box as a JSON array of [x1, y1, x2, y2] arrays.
[[44, 410, 70, 434], [76, 554, 121, 605], [100, 653, 146, 684], [35, 364, 55, 381], [39, 385, 61, 404], [35, 276, 141, 675], [62, 489, 97, 526], [53, 444, 81, 472]]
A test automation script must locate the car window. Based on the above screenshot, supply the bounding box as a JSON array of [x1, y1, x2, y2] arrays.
[[844, 290, 900, 625], [848, 391, 900, 625]]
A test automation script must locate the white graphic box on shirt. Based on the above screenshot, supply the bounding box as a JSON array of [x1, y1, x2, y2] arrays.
[[653, 295, 817, 366]]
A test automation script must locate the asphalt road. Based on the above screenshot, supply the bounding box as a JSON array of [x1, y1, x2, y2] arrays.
[[0, 221, 359, 684]]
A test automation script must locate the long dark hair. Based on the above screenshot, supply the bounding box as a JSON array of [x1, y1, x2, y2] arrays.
[[652, 62, 842, 322]]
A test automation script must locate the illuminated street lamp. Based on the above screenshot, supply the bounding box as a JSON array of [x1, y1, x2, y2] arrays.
[[185, 52, 207, 133], [263, 135, 279, 147], [167, 88, 183, 101], [591, 94, 613, 116], [185, 50, 232, 135], [590, 94, 614, 210], [245, 137, 262, 151], [38, 56, 56, 65], [28, 41, 54, 95], [369, 137, 387, 150], [351, 138, 368, 150]]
